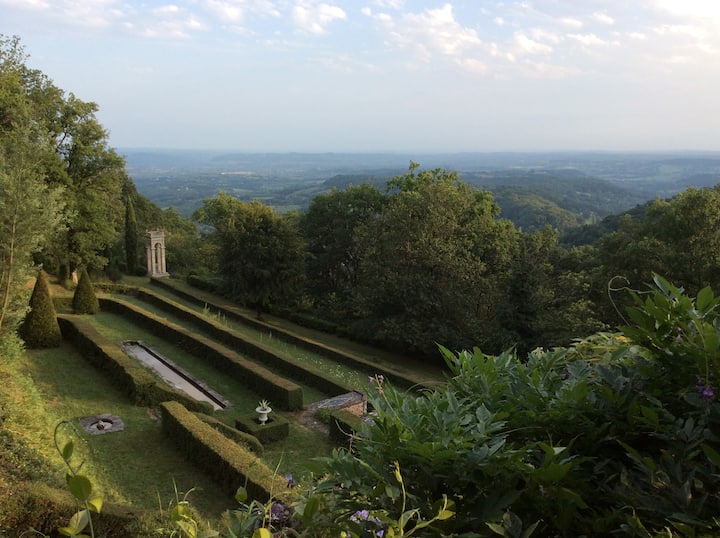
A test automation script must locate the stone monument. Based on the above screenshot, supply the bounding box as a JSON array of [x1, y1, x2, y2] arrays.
[[145, 230, 169, 277]]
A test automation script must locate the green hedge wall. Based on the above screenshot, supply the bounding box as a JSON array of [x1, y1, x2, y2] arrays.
[[57, 315, 213, 413], [99, 297, 304, 410], [159, 401, 288, 501], [150, 278, 421, 390], [136, 288, 350, 396], [194, 412, 264, 454]]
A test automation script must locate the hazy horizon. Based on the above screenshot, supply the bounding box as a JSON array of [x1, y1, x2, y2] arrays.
[[5, 1, 719, 153]]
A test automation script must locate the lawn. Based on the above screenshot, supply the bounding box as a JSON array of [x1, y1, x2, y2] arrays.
[[11, 342, 233, 518]]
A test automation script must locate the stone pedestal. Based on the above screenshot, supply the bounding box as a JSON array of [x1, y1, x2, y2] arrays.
[[235, 413, 290, 444], [145, 230, 169, 277]]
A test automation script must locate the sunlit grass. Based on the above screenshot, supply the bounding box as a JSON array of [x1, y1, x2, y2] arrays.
[[114, 292, 371, 390], [13, 342, 233, 518], [82, 312, 334, 477]]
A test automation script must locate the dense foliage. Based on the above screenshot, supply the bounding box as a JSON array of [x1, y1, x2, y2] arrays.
[[194, 193, 306, 317], [291, 276, 720, 537], [72, 267, 99, 315], [19, 270, 61, 348]]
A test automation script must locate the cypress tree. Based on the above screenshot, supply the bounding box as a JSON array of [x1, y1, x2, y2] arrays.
[[72, 267, 99, 314], [19, 270, 62, 348], [125, 193, 139, 275]]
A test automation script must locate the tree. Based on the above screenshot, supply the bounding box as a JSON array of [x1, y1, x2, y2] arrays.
[[0, 38, 68, 337], [351, 164, 519, 357], [124, 190, 139, 275], [72, 267, 99, 314], [194, 193, 306, 317], [300, 183, 386, 312], [19, 270, 61, 348]]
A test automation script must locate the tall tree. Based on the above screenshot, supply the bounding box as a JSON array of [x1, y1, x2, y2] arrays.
[[351, 165, 519, 357], [194, 193, 306, 317], [300, 183, 386, 312], [124, 190, 139, 275], [0, 36, 67, 335]]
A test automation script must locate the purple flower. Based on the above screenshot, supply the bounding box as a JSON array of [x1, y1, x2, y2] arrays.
[[270, 500, 290, 523], [285, 473, 295, 488], [696, 375, 715, 403]]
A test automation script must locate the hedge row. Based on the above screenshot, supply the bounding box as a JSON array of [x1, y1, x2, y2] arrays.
[[57, 315, 213, 413], [99, 297, 304, 410], [135, 288, 350, 396], [159, 401, 288, 501], [149, 278, 421, 390], [193, 411, 264, 454]]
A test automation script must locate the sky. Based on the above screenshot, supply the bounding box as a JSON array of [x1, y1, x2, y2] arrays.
[[2, 0, 719, 152]]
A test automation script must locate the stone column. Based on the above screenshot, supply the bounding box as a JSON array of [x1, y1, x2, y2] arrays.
[[145, 230, 169, 277]]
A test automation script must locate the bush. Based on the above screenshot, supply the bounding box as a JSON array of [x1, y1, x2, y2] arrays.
[[72, 266, 99, 314], [159, 401, 288, 501], [19, 270, 62, 348], [304, 276, 720, 536]]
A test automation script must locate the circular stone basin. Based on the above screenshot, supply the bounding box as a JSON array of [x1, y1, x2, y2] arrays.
[[79, 413, 124, 435]]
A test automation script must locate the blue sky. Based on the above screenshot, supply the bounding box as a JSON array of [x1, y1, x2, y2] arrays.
[[2, 0, 719, 152]]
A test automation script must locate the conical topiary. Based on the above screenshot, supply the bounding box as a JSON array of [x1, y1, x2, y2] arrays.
[[19, 270, 62, 348], [72, 267, 99, 314]]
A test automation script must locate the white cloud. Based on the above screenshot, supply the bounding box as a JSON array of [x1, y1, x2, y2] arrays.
[[559, 17, 582, 28], [203, 0, 245, 22], [374, 0, 404, 8], [592, 11, 614, 25], [515, 33, 553, 54], [376, 3, 482, 60], [494, 17, 504, 26], [454, 57, 487, 74], [293, 1, 346, 34], [567, 33, 607, 47]]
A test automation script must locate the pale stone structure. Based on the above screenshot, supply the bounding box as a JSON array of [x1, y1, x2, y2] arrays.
[[145, 230, 169, 277]]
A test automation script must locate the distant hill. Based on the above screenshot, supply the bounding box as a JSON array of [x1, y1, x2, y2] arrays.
[[121, 150, 720, 229]]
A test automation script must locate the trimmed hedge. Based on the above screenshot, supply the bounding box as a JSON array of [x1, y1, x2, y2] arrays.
[[150, 277, 425, 390], [57, 315, 213, 413], [235, 412, 290, 445], [194, 412, 264, 454], [160, 401, 288, 501], [135, 288, 350, 396], [72, 267, 99, 314], [100, 297, 304, 411], [20, 270, 62, 348]]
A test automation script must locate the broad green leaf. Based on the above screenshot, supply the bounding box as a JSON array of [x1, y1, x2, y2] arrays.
[[702, 443, 720, 467], [300, 496, 320, 522], [234, 486, 248, 503], [87, 495, 103, 514], [67, 475, 92, 502], [62, 440, 74, 462], [68, 509, 90, 533], [486, 522, 505, 535], [252, 528, 272, 538]]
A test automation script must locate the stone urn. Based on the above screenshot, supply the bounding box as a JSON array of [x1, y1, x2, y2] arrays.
[[256, 400, 272, 424]]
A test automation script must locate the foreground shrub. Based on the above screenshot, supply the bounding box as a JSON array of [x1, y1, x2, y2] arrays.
[[72, 266, 99, 314], [19, 270, 61, 348], [303, 275, 720, 536]]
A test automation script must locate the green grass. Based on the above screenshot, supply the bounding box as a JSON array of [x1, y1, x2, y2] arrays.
[[116, 291, 372, 390], [81, 312, 335, 477], [12, 342, 233, 518]]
